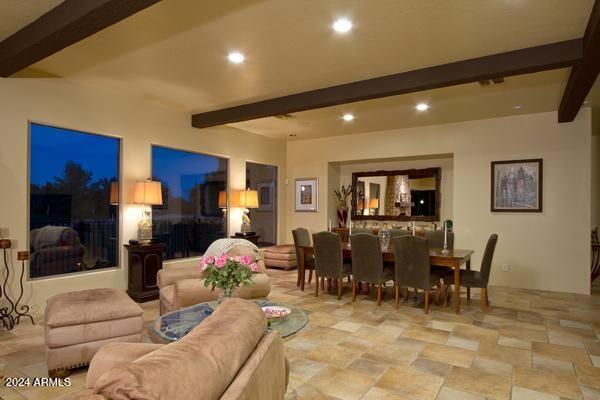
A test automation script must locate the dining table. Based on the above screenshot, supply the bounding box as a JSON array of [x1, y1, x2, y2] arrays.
[[298, 243, 474, 314]]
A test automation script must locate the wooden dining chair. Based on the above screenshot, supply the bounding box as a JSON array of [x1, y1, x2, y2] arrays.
[[292, 228, 314, 289], [392, 235, 442, 313], [443, 234, 498, 311], [425, 230, 454, 249], [350, 233, 394, 305], [312, 231, 352, 300]]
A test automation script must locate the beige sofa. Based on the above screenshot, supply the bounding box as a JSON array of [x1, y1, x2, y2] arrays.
[[75, 299, 289, 400], [158, 247, 271, 315]]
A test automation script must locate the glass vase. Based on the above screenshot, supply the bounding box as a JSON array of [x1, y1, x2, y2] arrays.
[[378, 223, 391, 250], [217, 287, 237, 304]]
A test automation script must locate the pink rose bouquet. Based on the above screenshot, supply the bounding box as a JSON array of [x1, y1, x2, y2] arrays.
[[199, 253, 257, 298]]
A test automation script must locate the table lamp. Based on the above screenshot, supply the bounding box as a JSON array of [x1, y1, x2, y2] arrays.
[[133, 179, 163, 241], [231, 189, 259, 233]]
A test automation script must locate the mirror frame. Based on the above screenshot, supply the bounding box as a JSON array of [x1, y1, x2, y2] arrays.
[[350, 167, 441, 222]]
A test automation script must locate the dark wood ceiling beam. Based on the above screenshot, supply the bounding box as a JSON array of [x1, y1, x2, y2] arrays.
[[0, 0, 161, 77], [558, 0, 600, 123], [192, 39, 582, 129]]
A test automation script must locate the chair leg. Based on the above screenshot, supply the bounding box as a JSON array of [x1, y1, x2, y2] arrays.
[[327, 278, 331, 291], [352, 280, 357, 302], [308, 270, 313, 283], [404, 288, 409, 300], [424, 290, 430, 314], [481, 287, 489, 311], [338, 278, 342, 300], [467, 287, 471, 301], [377, 284, 382, 306], [315, 276, 319, 297], [395, 285, 399, 309]]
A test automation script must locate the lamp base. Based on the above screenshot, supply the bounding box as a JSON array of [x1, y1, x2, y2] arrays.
[[240, 222, 252, 233]]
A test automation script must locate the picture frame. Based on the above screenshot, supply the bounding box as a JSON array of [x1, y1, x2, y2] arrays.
[[256, 181, 275, 212], [295, 178, 318, 212], [491, 159, 543, 212]]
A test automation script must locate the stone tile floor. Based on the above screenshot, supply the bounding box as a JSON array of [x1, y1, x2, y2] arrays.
[[1, 269, 600, 399]]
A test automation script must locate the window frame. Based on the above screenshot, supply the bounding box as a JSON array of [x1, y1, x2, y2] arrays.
[[150, 143, 230, 262], [27, 121, 123, 281]]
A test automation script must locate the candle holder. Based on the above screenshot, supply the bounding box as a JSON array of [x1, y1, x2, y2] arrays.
[[441, 221, 450, 255], [0, 239, 15, 330], [14, 251, 34, 325]]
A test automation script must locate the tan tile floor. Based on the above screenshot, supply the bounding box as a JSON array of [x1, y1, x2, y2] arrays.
[[1, 269, 600, 399]]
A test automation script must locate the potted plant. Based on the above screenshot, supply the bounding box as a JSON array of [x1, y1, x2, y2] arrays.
[[334, 184, 354, 228], [199, 255, 259, 300]]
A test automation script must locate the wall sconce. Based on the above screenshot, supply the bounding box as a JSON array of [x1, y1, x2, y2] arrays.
[[133, 179, 163, 241]]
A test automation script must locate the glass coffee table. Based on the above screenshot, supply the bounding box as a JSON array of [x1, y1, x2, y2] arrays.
[[153, 299, 308, 342]]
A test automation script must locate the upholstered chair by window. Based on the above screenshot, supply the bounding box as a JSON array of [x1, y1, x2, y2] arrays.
[[350, 233, 393, 305], [312, 231, 351, 300]]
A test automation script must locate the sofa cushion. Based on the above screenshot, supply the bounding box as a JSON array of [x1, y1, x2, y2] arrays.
[[46, 315, 143, 348], [46, 289, 142, 328], [264, 252, 296, 261], [93, 298, 267, 400], [262, 245, 295, 255]]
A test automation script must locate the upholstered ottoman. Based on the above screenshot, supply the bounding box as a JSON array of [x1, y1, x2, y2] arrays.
[[44, 288, 143, 377], [263, 245, 297, 270]]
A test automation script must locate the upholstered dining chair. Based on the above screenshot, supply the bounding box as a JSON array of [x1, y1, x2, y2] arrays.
[[443, 234, 498, 311], [390, 229, 411, 238], [312, 231, 352, 300], [392, 235, 442, 313], [351, 228, 372, 235], [425, 230, 454, 249], [293, 228, 314, 289], [350, 233, 394, 305]]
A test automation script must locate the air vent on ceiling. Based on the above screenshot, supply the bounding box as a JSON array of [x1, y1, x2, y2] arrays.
[[274, 114, 295, 120], [478, 77, 505, 86]]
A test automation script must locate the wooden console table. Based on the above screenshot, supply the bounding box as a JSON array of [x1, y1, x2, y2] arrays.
[[125, 243, 165, 302]]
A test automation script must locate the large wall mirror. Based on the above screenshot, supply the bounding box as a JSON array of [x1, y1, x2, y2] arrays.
[[351, 168, 441, 221]]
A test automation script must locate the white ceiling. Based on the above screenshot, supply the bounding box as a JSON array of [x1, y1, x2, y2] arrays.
[[1, 0, 597, 139]]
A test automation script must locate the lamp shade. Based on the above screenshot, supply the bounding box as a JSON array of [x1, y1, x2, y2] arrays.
[[109, 181, 119, 205], [230, 189, 259, 208], [133, 179, 163, 205], [218, 191, 227, 208], [369, 198, 379, 209]]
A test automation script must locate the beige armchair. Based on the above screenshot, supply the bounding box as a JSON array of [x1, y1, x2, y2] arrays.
[[158, 248, 271, 315]]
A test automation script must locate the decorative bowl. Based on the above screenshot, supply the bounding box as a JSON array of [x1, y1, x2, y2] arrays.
[[261, 306, 291, 324]]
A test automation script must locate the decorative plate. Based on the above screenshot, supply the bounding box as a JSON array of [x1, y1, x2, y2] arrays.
[[261, 306, 291, 323]]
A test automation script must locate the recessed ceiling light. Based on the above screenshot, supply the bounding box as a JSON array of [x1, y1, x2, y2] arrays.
[[227, 52, 245, 64], [342, 113, 354, 121], [332, 18, 352, 33], [512, 105, 523, 109], [416, 103, 429, 111]]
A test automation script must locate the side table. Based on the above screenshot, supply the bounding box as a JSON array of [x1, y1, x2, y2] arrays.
[[124, 243, 165, 302]]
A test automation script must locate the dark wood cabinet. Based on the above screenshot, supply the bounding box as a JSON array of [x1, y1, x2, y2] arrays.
[[124, 243, 165, 302]]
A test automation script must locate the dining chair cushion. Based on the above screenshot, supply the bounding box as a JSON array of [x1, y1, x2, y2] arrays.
[[292, 228, 315, 271], [443, 270, 484, 288], [313, 231, 348, 278], [350, 233, 384, 283], [390, 229, 411, 237], [352, 228, 372, 234], [393, 235, 432, 290]]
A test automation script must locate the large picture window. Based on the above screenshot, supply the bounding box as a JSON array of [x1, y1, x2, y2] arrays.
[[29, 123, 120, 278], [151, 146, 227, 260]]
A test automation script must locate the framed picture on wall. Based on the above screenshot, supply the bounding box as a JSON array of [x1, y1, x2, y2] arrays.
[[256, 181, 275, 212], [295, 178, 318, 212], [491, 158, 543, 212]]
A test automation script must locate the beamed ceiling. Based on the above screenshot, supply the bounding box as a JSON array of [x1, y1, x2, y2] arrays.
[[1, 0, 598, 140]]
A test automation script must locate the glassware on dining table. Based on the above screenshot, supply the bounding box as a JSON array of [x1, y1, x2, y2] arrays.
[[378, 223, 391, 250]]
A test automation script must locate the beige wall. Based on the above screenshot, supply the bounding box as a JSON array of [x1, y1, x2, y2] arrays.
[[0, 78, 286, 313], [286, 110, 592, 294]]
